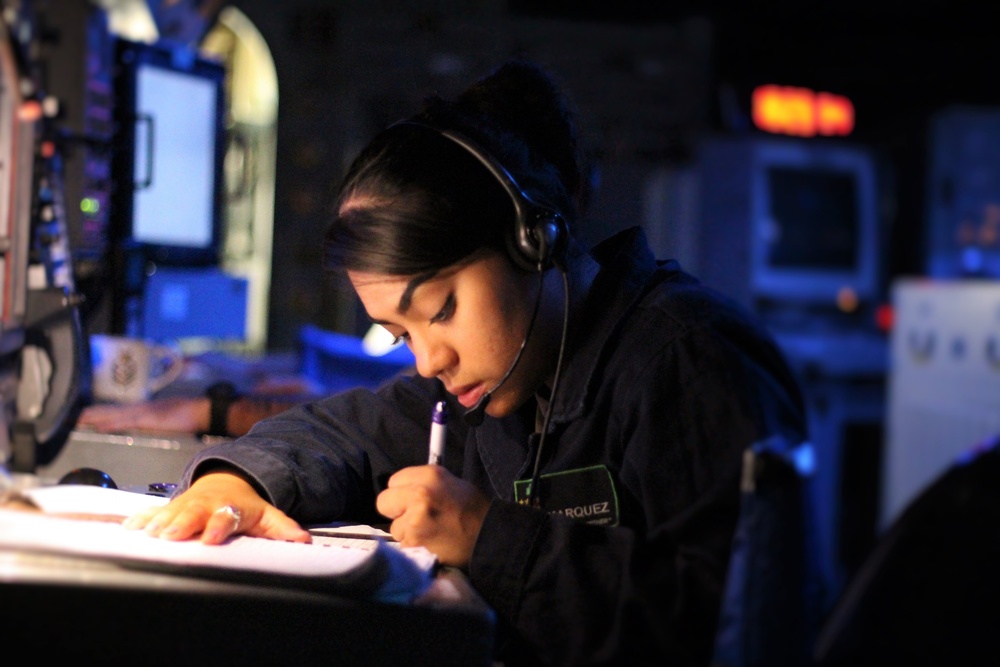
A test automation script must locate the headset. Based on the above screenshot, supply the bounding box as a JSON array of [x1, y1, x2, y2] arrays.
[[390, 121, 572, 508], [392, 120, 567, 273]]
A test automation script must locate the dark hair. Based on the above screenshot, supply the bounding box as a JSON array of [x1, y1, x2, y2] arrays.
[[323, 60, 582, 276]]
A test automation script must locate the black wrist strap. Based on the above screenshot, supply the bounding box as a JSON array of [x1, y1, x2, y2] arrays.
[[205, 381, 240, 437]]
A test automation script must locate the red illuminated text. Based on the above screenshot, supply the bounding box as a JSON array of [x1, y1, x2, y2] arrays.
[[752, 85, 855, 137]]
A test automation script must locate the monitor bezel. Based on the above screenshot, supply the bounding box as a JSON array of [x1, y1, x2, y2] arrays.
[[111, 38, 227, 267], [750, 139, 880, 305]]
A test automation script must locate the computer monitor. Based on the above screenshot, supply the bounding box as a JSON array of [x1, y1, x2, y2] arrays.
[[751, 140, 880, 306], [108, 39, 227, 334], [925, 106, 1000, 279], [697, 136, 882, 317], [110, 38, 226, 267]]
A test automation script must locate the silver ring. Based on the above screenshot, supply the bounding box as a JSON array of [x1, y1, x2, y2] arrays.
[[214, 504, 242, 531]]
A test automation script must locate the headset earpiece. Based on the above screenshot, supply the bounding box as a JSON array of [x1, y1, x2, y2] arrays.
[[392, 121, 565, 272], [514, 214, 564, 271]]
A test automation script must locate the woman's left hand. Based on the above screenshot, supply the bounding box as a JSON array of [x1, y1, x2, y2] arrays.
[[78, 397, 210, 435], [376, 465, 490, 568]]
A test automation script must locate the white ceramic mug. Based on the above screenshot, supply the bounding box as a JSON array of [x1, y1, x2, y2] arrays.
[[90, 335, 184, 404]]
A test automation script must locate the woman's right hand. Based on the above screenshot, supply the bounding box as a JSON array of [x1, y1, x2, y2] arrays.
[[123, 471, 312, 545]]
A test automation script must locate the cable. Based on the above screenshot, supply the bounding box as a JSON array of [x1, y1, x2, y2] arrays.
[[463, 266, 546, 426], [526, 265, 571, 508]]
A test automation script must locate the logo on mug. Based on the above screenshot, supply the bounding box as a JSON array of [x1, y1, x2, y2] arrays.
[[90, 334, 184, 404], [112, 350, 140, 389]]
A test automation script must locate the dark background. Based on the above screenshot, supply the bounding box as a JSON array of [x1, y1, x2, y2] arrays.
[[211, 0, 995, 347], [211, 0, 997, 590]]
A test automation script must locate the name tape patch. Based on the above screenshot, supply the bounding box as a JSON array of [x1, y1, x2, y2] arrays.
[[514, 464, 619, 527]]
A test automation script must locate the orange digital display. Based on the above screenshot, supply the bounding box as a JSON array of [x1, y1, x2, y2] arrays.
[[752, 84, 855, 137]]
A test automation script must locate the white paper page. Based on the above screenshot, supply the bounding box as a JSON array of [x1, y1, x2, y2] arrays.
[[4, 486, 437, 597], [0, 509, 377, 578], [309, 524, 394, 539], [23, 485, 169, 516]]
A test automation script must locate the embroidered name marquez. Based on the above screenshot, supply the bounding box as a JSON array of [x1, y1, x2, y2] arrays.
[[513, 465, 621, 527], [554, 501, 611, 520]]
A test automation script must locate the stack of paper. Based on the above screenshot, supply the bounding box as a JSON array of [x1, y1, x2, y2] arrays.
[[0, 485, 436, 603]]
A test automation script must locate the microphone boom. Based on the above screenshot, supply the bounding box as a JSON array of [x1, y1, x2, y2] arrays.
[[462, 271, 545, 427]]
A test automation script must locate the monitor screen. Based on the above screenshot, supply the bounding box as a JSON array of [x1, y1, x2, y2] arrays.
[[765, 167, 859, 271], [111, 39, 226, 266], [750, 140, 879, 307], [132, 64, 218, 250]]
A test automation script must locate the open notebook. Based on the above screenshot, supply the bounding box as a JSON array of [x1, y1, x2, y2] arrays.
[[0, 485, 437, 603]]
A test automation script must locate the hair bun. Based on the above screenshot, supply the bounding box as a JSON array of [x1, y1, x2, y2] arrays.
[[454, 60, 582, 199]]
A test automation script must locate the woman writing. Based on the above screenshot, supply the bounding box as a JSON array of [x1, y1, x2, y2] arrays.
[[126, 60, 808, 666]]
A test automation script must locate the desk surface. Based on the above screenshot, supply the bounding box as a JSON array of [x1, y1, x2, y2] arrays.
[[34, 428, 216, 490], [1, 547, 495, 666]]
